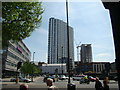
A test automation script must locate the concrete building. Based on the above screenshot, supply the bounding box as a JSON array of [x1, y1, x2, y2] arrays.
[[48, 17, 74, 70], [2, 40, 31, 77], [74, 62, 110, 74], [80, 44, 92, 63], [41, 64, 67, 75], [74, 61, 81, 68]]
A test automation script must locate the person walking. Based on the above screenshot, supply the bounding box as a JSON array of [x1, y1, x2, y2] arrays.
[[46, 78, 58, 90], [103, 80, 109, 90], [95, 77, 103, 90]]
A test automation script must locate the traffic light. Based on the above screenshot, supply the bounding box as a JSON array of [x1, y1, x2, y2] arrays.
[[17, 62, 22, 70]]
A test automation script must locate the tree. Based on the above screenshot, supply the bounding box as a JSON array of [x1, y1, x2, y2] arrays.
[[20, 61, 33, 75], [2, 2, 44, 47], [20, 61, 40, 76], [34, 66, 41, 74]]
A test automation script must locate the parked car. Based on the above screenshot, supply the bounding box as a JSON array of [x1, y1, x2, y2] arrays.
[[43, 76, 55, 82], [10, 76, 31, 83], [88, 76, 96, 82], [52, 75, 59, 78], [59, 75, 68, 80], [72, 75, 86, 81], [65, 75, 69, 79]]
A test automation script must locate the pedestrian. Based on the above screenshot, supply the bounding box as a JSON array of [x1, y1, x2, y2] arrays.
[[95, 77, 103, 90], [46, 78, 58, 90], [20, 84, 28, 90], [103, 80, 109, 90]]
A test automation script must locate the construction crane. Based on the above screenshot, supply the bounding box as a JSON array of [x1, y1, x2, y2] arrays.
[[75, 42, 81, 64], [76, 45, 81, 63]]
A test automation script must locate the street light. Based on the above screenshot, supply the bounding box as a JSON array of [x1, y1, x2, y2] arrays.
[[33, 52, 35, 63], [66, 0, 70, 84], [32, 52, 35, 82], [66, 0, 76, 89]]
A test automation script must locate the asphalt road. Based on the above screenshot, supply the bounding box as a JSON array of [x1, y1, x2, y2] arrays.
[[2, 77, 119, 90]]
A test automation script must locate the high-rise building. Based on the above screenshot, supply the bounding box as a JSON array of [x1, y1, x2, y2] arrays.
[[80, 44, 92, 63], [48, 18, 74, 70]]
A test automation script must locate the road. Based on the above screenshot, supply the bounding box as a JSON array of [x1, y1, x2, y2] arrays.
[[1, 77, 119, 90]]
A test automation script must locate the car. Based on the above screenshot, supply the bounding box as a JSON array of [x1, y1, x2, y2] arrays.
[[88, 76, 96, 82], [65, 75, 69, 79], [72, 75, 86, 81], [43, 76, 55, 82], [10, 76, 31, 83], [79, 78, 90, 84], [59, 75, 68, 80]]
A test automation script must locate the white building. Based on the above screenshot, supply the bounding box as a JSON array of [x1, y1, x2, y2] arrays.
[[48, 17, 74, 70], [41, 64, 67, 75]]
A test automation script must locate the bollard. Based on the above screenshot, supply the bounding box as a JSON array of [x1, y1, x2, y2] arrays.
[[67, 83, 76, 90]]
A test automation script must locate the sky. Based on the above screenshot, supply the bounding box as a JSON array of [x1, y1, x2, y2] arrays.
[[23, 0, 115, 63]]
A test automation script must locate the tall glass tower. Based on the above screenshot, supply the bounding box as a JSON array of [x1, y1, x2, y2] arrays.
[[48, 18, 74, 69]]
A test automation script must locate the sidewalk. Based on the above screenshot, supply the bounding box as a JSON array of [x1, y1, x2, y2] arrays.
[[2, 77, 44, 89]]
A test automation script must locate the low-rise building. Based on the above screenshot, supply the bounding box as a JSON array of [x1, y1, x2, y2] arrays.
[[41, 64, 67, 75], [2, 40, 31, 77], [74, 62, 110, 74]]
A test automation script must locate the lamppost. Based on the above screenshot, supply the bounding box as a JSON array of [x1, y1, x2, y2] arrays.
[[33, 52, 35, 63], [32, 52, 35, 82], [66, 0, 76, 89], [66, 0, 70, 84]]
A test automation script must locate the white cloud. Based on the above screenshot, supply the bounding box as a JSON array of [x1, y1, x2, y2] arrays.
[[96, 53, 111, 57], [94, 53, 115, 62]]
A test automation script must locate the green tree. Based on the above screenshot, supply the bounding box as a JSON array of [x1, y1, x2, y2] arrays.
[[2, 2, 44, 47], [20, 61, 32, 75], [20, 61, 40, 76], [34, 66, 41, 74]]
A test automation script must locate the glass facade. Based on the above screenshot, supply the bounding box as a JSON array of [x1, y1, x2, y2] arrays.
[[48, 18, 74, 70]]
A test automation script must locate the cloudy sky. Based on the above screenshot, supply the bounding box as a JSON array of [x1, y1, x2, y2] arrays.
[[23, 0, 115, 63]]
